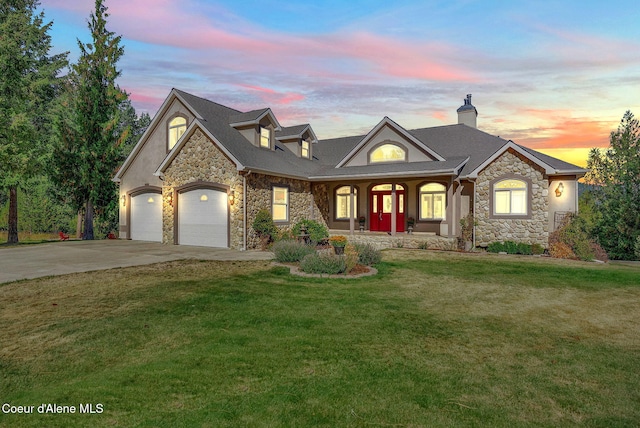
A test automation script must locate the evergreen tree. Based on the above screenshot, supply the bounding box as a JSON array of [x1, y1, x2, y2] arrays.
[[50, 0, 128, 240], [0, 0, 67, 243], [586, 111, 640, 260]]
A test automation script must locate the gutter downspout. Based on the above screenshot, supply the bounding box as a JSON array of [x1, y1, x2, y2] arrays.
[[243, 170, 252, 251], [472, 178, 477, 248]]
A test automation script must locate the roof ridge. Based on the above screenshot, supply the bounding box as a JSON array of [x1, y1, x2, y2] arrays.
[[173, 88, 242, 115]]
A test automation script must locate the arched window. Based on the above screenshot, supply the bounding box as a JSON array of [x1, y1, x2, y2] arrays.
[[419, 183, 446, 220], [493, 179, 527, 215], [369, 143, 406, 163], [335, 186, 357, 219], [168, 116, 187, 150]]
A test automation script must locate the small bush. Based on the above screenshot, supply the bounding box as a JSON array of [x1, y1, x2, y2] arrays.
[[591, 242, 609, 262], [353, 242, 382, 265], [549, 242, 577, 259], [300, 252, 346, 274], [635, 236, 640, 260], [292, 219, 329, 245], [487, 242, 505, 253], [344, 244, 359, 274], [272, 240, 316, 263], [516, 242, 533, 255], [252, 209, 277, 244], [531, 243, 545, 255], [417, 241, 429, 250]]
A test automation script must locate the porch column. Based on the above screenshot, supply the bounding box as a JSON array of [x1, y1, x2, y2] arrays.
[[391, 184, 397, 236], [447, 179, 454, 238], [349, 185, 355, 235]]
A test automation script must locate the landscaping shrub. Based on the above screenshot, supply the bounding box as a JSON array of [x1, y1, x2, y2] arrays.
[[635, 236, 640, 260], [532, 243, 545, 255], [344, 244, 359, 274], [292, 219, 329, 245], [353, 242, 382, 265], [300, 252, 346, 274], [417, 241, 429, 250], [487, 241, 505, 253], [549, 213, 606, 261], [488, 241, 535, 255], [549, 242, 577, 259], [252, 209, 277, 247], [591, 241, 609, 262], [272, 240, 316, 263]]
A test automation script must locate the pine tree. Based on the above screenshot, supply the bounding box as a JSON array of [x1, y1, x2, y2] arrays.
[[50, 0, 128, 240], [586, 111, 640, 260], [0, 0, 67, 243]]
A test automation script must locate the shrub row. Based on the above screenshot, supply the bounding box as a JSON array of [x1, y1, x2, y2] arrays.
[[487, 241, 545, 255], [272, 240, 316, 263]]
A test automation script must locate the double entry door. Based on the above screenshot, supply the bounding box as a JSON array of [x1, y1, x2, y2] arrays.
[[369, 184, 404, 232]]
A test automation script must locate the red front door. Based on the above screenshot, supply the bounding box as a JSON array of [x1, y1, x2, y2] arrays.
[[370, 187, 404, 232]]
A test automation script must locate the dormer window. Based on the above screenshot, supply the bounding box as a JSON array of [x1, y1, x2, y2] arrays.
[[301, 140, 310, 159], [168, 116, 187, 150], [260, 126, 271, 148], [369, 143, 406, 163]]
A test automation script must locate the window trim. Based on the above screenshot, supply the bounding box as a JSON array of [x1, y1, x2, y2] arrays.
[[301, 139, 310, 159], [260, 126, 272, 149], [489, 175, 532, 219], [272, 185, 289, 223], [417, 182, 447, 221], [167, 115, 187, 152], [334, 185, 358, 221], [367, 141, 408, 164]]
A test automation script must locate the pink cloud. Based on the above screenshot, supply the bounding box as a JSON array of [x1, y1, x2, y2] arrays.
[[237, 84, 305, 106], [59, 0, 476, 84]]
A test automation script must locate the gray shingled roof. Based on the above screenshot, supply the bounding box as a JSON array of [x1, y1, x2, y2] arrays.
[[276, 124, 309, 139], [172, 89, 585, 181]]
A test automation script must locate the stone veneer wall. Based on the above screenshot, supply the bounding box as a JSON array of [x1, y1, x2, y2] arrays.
[[475, 149, 549, 247], [161, 129, 244, 250], [246, 174, 327, 249]]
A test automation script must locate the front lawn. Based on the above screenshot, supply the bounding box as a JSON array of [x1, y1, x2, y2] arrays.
[[1, 251, 639, 427]]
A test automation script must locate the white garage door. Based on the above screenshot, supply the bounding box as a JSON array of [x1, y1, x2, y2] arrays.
[[178, 189, 228, 247], [130, 192, 162, 242]]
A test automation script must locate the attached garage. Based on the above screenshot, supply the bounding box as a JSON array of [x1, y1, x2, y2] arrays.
[[177, 187, 228, 247], [130, 191, 163, 242]]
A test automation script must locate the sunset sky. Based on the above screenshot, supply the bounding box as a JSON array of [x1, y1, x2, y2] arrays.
[[40, 0, 640, 167]]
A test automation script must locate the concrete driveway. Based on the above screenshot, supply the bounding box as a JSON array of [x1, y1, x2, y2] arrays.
[[0, 240, 273, 284]]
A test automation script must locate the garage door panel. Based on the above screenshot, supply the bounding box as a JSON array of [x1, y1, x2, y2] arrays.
[[130, 192, 162, 242], [178, 189, 228, 247]]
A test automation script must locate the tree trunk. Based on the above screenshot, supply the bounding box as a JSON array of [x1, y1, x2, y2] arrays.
[[76, 210, 83, 238], [83, 199, 94, 240], [7, 186, 19, 244]]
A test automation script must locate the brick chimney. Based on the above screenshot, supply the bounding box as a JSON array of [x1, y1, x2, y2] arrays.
[[456, 94, 477, 128]]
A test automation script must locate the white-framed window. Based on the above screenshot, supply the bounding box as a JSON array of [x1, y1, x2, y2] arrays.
[[493, 179, 527, 215], [369, 143, 406, 163], [301, 140, 310, 158], [168, 116, 187, 150], [260, 126, 271, 148], [272, 186, 288, 222], [335, 186, 357, 219], [419, 183, 446, 220]]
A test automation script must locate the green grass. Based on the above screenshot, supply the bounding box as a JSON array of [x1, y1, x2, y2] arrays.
[[1, 252, 639, 427]]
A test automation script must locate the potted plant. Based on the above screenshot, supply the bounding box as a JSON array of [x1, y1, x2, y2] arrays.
[[329, 235, 348, 254], [358, 216, 366, 232], [407, 217, 415, 234]]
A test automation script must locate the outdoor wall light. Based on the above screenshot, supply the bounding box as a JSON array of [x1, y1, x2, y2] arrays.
[[229, 190, 235, 205], [200, 194, 208, 202], [555, 182, 564, 197], [121, 195, 126, 207], [167, 193, 173, 207]]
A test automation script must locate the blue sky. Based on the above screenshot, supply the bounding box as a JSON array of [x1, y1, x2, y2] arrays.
[[41, 0, 640, 166]]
